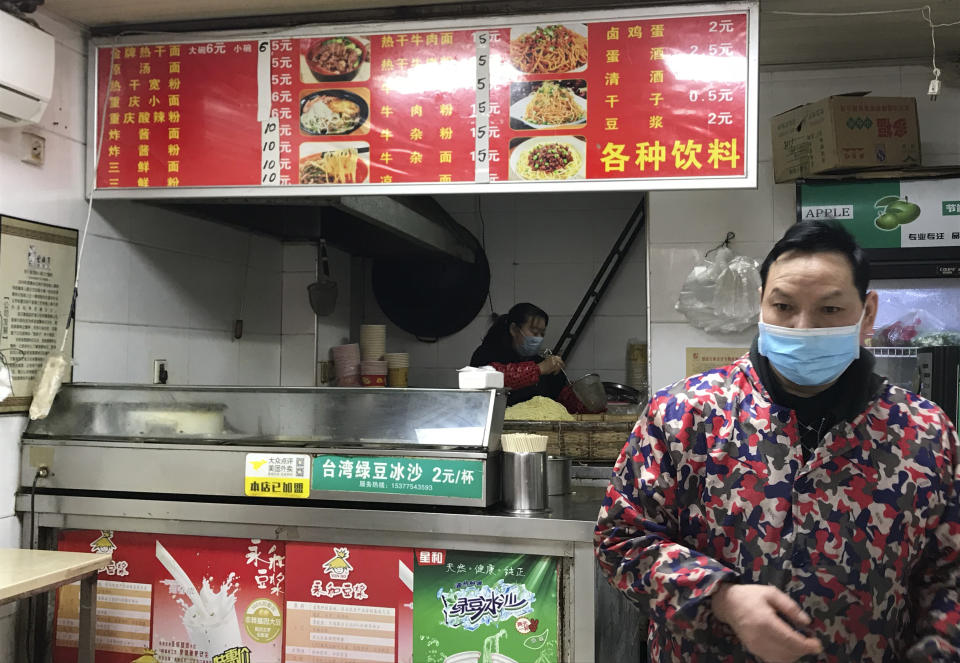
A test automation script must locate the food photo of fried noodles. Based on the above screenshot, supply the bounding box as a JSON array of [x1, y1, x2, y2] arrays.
[[299, 146, 368, 184], [511, 138, 584, 181], [522, 81, 585, 126], [510, 24, 588, 74]]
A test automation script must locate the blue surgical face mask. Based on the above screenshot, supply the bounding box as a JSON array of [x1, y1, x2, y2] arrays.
[[757, 309, 864, 387], [518, 333, 544, 356]]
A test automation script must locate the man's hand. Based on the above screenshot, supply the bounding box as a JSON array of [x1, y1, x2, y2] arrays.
[[713, 583, 823, 663]]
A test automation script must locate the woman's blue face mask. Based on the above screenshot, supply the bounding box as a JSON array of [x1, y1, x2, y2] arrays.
[[757, 308, 865, 386], [518, 332, 544, 356]]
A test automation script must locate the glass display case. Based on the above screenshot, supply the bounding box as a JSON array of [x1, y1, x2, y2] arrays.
[[22, 384, 506, 507], [27, 384, 503, 448]]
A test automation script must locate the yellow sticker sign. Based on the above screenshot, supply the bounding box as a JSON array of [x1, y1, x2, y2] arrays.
[[244, 453, 311, 499], [244, 597, 283, 642], [685, 346, 749, 376]]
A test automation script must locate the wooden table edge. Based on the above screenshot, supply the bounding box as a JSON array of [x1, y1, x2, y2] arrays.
[[0, 550, 113, 605]]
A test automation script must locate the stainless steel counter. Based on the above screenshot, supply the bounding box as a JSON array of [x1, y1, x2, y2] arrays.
[[16, 385, 630, 661], [18, 488, 603, 546], [17, 487, 607, 662]]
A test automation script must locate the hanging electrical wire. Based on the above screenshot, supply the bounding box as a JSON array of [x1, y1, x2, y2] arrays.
[[768, 4, 960, 99], [29, 45, 119, 419]]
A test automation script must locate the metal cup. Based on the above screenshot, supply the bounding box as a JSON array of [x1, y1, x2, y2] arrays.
[[501, 450, 548, 514], [547, 456, 572, 495]]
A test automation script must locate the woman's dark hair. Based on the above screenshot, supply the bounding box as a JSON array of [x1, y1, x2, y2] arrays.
[[760, 220, 870, 301], [479, 302, 549, 349]]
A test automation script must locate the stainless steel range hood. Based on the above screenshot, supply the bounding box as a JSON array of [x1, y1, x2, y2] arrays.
[[119, 194, 478, 263]]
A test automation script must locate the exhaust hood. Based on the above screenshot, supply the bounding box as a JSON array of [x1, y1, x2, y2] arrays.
[[123, 194, 478, 264]]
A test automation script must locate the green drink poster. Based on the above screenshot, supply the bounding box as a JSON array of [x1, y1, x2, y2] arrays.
[[413, 550, 559, 663], [798, 177, 960, 249]]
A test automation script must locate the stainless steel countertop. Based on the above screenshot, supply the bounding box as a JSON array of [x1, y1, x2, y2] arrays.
[[19, 487, 607, 545], [494, 485, 605, 523]]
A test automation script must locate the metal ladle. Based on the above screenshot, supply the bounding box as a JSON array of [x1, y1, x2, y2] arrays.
[[543, 350, 607, 411]]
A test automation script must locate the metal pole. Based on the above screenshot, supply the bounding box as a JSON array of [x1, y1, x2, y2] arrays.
[[77, 572, 98, 663]]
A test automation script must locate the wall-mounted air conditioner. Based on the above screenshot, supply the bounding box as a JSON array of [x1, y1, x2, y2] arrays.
[[0, 10, 55, 128]]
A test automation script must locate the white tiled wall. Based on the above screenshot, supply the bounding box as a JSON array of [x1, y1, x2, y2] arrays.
[[74, 207, 287, 386], [648, 64, 960, 391], [282, 242, 352, 385], [359, 191, 649, 388]]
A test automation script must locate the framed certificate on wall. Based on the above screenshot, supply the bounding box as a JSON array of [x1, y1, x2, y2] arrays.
[[0, 215, 78, 414]]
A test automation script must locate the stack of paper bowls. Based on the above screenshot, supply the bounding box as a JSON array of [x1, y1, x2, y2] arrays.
[[332, 343, 361, 386], [360, 360, 388, 387], [384, 353, 409, 387], [360, 324, 386, 361]]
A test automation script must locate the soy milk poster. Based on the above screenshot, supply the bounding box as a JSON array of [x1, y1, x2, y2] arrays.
[[413, 551, 559, 663], [152, 536, 285, 663]]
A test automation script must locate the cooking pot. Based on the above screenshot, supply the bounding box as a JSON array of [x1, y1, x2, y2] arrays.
[[570, 373, 607, 412]]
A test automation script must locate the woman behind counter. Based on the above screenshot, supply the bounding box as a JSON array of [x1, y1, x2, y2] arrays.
[[470, 302, 592, 413]]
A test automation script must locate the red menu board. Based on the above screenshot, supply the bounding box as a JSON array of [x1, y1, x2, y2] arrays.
[[490, 15, 748, 181], [95, 41, 262, 189], [93, 4, 755, 192], [276, 31, 477, 186]]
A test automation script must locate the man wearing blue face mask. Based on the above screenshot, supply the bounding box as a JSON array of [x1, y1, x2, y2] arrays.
[[470, 302, 591, 412], [596, 220, 960, 663]]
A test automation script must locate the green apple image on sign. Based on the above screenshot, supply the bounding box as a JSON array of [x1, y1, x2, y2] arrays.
[[874, 195, 921, 230]]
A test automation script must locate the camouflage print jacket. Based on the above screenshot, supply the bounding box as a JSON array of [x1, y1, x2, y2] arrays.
[[595, 354, 960, 662]]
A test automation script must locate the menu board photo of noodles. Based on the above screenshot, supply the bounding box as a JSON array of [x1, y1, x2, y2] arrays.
[[510, 79, 587, 130], [300, 35, 371, 83], [508, 136, 586, 181], [509, 23, 588, 75], [299, 142, 370, 184], [299, 88, 370, 136]]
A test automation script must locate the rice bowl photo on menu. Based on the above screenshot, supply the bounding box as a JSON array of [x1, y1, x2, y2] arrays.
[[509, 136, 586, 181], [300, 35, 371, 83], [299, 142, 370, 184], [510, 80, 587, 130], [509, 24, 588, 75]]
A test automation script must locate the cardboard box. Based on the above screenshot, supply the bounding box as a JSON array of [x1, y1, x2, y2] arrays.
[[771, 93, 921, 183]]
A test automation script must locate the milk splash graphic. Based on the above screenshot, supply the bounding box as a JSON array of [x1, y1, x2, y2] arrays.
[[156, 541, 244, 660]]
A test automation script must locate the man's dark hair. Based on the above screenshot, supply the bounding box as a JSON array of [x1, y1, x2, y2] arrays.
[[760, 220, 870, 301]]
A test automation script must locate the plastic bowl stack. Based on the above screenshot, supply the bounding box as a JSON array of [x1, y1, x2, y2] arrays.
[[384, 353, 409, 387], [332, 343, 361, 386], [360, 360, 388, 387], [360, 324, 386, 361]]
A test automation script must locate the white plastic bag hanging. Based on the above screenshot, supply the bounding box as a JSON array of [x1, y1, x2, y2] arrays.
[[676, 235, 761, 334], [0, 358, 12, 403], [29, 351, 72, 420]]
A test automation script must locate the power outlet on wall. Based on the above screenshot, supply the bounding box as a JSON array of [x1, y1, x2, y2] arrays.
[[317, 360, 333, 385], [20, 131, 45, 166], [153, 359, 168, 385]]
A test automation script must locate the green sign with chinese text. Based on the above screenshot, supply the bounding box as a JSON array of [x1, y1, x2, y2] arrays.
[[311, 455, 484, 499]]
